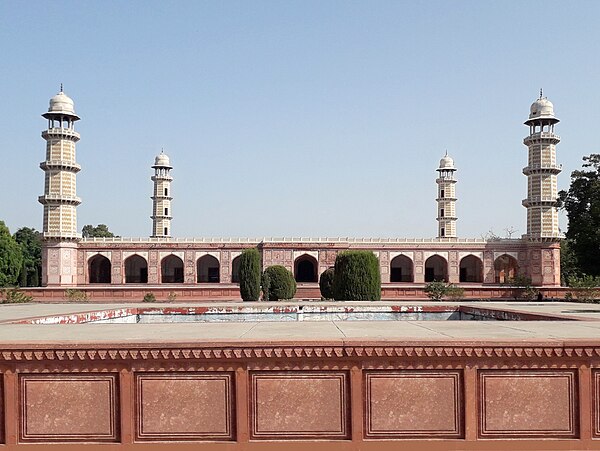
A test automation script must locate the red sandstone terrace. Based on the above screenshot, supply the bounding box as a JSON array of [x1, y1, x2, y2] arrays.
[[0, 300, 598, 449]]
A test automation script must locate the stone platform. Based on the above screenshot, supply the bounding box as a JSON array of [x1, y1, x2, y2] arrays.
[[1, 301, 600, 449]]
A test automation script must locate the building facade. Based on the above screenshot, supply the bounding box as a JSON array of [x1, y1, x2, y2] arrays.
[[40, 90, 562, 291]]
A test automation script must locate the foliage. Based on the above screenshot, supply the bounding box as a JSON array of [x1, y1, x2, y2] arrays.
[[167, 291, 177, 302], [333, 251, 381, 301], [143, 292, 157, 303], [239, 248, 261, 301], [565, 275, 600, 303], [1, 287, 33, 304], [0, 221, 23, 287], [446, 284, 465, 301], [64, 288, 88, 302], [560, 239, 580, 286], [14, 227, 42, 287], [82, 224, 116, 238], [263, 265, 296, 301], [504, 274, 538, 300], [319, 267, 335, 300], [424, 281, 449, 301], [261, 270, 270, 302], [558, 154, 600, 277]]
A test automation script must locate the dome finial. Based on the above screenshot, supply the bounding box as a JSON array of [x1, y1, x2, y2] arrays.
[[60, 83, 63, 93], [539, 88, 543, 99]]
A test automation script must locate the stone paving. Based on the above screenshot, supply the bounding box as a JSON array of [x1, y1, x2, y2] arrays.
[[0, 301, 599, 343]]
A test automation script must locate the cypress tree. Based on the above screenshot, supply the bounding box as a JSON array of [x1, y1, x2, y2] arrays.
[[239, 248, 261, 301], [333, 251, 381, 301]]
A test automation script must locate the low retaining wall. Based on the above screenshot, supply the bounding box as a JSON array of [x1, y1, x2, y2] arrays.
[[23, 285, 574, 302], [0, 340, 598, 449]]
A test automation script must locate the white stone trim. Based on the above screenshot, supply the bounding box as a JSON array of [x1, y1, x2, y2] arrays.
[[423, 251, 449, 261], [458, 252, 483, 261], [230, 251, 242, 261], [159, 251, 184, 261], [195, 251, 220, 262], [122, 251, 149, 261], [293, 250, 318, 261], [86, 251, 111, 261], [389, 251, 414, 261], [493, 251, 518, 261]]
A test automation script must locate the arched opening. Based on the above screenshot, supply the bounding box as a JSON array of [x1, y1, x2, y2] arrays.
[[294, 255, 318, 282], [231, 256, 241, 284], [89, 255, 111, 284], [390, 255, 414, 282], [494, 254, 519, 284], [424, 255, 448, 282], [459, 255, 483, 283], [197, 255, 220, 283], [124, 255, 148, 283], [161, 255, 184, 283]]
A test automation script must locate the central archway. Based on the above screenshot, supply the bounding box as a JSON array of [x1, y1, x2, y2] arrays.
[[197, 255, 220, 283], [390, 255, 414, 282], [124, 255, 148, 283], [424, 255, 448, 282], [459, 255, 483, 283], [161, 255, 184, 283], [294, 255, 318, 282], [494, 254, 518, 284], [89, 255, 111, 284]]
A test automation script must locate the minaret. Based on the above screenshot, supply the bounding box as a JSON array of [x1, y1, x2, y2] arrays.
[[39, 87, 82, 239], [522, 91, 562, 240], [436, 152, 457, 238], [151, 151, 173, 237], [39, 87, 81, 286]]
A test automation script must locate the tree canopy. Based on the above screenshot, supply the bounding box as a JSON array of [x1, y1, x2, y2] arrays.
[[82, 224, 116, 238], [13, 227, 42, 287], [0, 221, 23, 287], [559, 154, 600, 277]]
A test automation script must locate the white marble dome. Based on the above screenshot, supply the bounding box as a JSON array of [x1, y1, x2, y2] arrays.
[[154, 152, 172, 168], [529, 97, 555, 120], [439, 153, 455, 170], [48, 91, 76, 115]]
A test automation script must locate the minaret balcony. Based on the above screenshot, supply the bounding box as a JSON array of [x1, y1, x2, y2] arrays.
[[151, 175, 174, 182], [42, 128, 80, 141], [522, 164, 562, 175], [42, 231, 82, 240], [523, 132, 560, 145], [436, 197, 457, 202], [151, 214, 173, 220], [437, 216, 457, 221], [40, 160, 81, 172], [151, 195, 173, 201], [522, 197, 558, 207], [38, 194, 82, 206]]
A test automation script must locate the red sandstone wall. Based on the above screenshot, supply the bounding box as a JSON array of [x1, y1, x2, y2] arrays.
[[0, 342, 597, 449]]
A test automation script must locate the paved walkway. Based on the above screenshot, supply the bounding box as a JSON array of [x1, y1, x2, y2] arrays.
[[0, 301, 598, 344]]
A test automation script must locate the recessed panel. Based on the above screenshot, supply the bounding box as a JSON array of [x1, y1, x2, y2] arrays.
[[251, 371, 349, 440], [365, 371, 463, 438], [479, 370, 577, 438]]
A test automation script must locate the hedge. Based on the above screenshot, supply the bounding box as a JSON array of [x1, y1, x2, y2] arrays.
[[333, 251, 381, 301]]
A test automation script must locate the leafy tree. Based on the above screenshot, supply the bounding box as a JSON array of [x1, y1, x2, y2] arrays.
[[560, 239, 580, 286], [333, 251, 381, 301], [558, 154, 600, 276], [319, 267, 335, 300], [424, 281, 448, 301], [14, 227, 42, 287], [263, 265, 296, 301], [239, 248, 261, 301], [82, 224, 116, 238], [0, 221, 23, 287]]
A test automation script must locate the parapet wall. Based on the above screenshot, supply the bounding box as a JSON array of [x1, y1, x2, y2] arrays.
[[0, 340, 597, 449]]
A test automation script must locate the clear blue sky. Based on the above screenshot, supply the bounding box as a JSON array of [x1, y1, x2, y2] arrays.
[[1, 1, 598, 238]]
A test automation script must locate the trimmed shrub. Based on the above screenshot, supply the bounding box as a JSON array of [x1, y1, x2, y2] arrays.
[[261, 270, 270, 302], [263, 265, 296, 301], [143, 292, 156, 303], [333, 251, 381, 301], [239, 248, 261, 301], [65, 288, 88, 302], [319, 267, 335, 300], [1, 287, 33, 304], [424, 280, 448, 301]]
